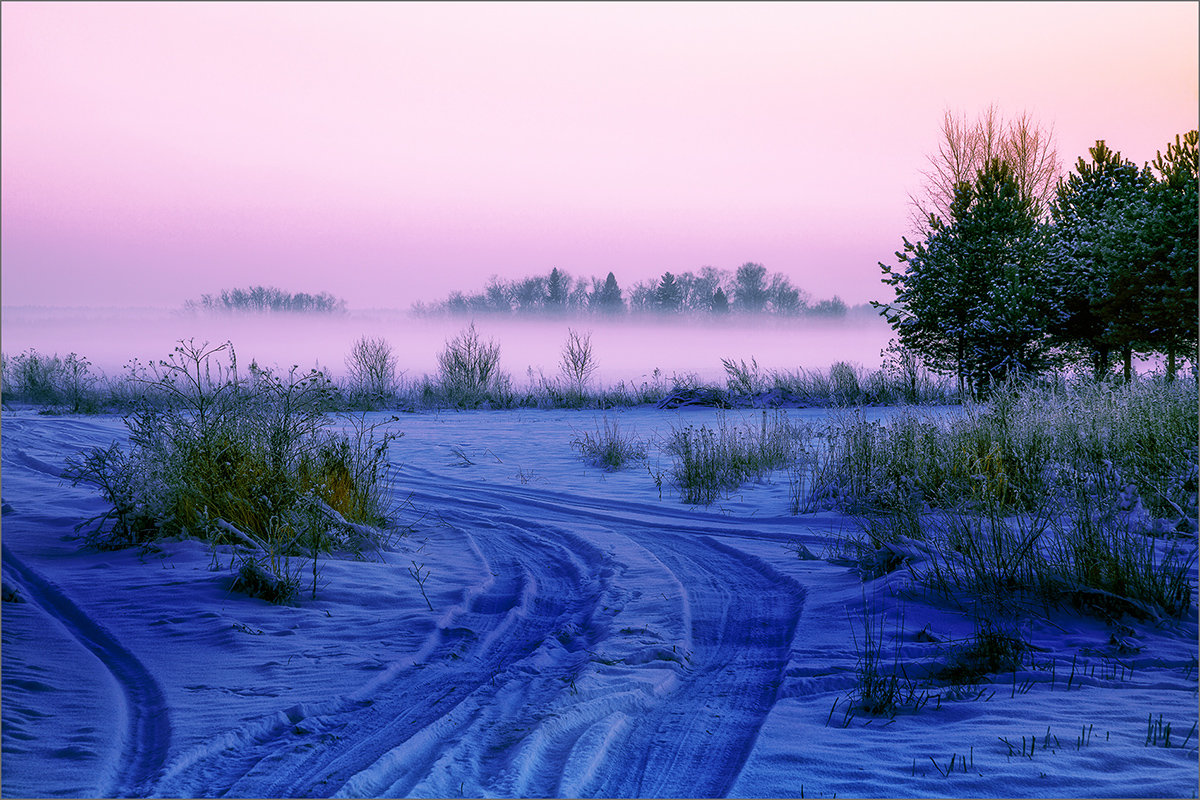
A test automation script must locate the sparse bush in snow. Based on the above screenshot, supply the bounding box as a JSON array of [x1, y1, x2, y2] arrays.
[[345, 335, 400, 403], [63, 339, 400, 602], [559, 328, 598, 395], [436, 323, 505, 408]]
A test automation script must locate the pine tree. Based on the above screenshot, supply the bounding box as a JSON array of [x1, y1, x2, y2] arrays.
[[546, 268, 568, 312], [590, 271, 625, 314], [1049, 141, 1153, 378], [656, 272, 683, 312], [879, 159, 1062, 392], [1144, 130, 1199, 378]]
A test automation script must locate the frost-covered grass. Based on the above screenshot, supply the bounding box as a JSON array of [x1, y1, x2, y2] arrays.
[[811, 377, 1198, 520], [665, 410, 800, 504], [4, 402, 1196, 798], [571, 417, 648, 471], [2, 336, 960, 414], [61, 341, 398, 602], [776, 377, 1199, 713]]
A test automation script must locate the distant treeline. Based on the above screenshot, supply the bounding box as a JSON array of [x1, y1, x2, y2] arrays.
[[186, 286, 346, 314], [413, 263, 862, 319]]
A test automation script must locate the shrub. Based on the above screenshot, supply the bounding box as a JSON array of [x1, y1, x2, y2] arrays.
[[437, 323, 504, 408], [64, 340, 399, 600], [345, 335, 400, 402], [1, 349, 105, 412]]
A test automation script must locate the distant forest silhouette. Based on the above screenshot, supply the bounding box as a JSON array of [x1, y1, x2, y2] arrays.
[[186, 286, 347, 314], [413, 263, 865, 319]]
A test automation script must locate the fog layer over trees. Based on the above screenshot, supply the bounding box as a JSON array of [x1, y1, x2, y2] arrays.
[[413, 263, 853, 320]]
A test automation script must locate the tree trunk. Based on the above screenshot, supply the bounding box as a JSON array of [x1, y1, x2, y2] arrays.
[[1092, 344, 1111, 382], [1122, 345, 1133, 382], [1167, 344, 1177, 382]]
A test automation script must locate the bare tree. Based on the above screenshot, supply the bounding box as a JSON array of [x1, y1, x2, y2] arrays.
[[910, 105, 1059, 229], [559, 328, 598, 391], [345, 336, 399, 398]]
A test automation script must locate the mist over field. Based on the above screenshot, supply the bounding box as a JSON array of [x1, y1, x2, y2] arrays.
[[1, 305, 895, 387]]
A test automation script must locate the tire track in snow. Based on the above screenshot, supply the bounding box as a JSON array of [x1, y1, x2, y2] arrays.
[[584, 532, 803, 797], [151, 464, 805, 797], [1, 543, 170, 798], [154, 506, 614, 798], [389, 472, 806, 797]]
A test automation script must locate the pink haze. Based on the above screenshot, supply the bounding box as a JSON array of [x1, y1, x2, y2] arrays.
[[2, 2, 1197, 310]]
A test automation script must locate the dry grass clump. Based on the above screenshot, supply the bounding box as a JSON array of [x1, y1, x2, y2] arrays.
[[667, 410, 801, 504], [64, 340, 399, 602], [571, 417, 647, 471]]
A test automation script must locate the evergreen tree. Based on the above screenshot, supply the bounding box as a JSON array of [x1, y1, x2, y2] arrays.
[[879, 159, 1062, 392], [878, 195, 974, 389], [546, 267, 568, 312], [1048, 141, 1151, 378], [710, 287, 730, 314], [590, 271, 625, 314], [1144, 130, 1199, 378], [656, 272, 683, 312]]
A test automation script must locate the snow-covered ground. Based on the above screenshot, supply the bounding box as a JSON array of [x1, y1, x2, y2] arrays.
[[2, 406, 1197, 798]]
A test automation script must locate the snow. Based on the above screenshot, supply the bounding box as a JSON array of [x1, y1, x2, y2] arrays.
[[2, 406, 1197, 798]]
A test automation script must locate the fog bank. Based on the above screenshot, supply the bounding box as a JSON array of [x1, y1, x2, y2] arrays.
[[2, 306, 896, 386]]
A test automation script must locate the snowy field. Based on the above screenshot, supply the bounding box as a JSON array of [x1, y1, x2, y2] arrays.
[[2, 406, 1197, 798]]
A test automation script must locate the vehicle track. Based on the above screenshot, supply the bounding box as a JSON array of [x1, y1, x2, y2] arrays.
[[402, 474, 807, 798], [154, 460, 806, 797], [1, 543, 171, 798], [153, 503, 616, 798]]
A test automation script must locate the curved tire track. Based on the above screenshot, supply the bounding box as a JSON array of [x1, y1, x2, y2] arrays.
[[369, 470, 804, 797], [155, 510, 614, 798], [135, 463, 806, 797], [1, 543, 170, 798]]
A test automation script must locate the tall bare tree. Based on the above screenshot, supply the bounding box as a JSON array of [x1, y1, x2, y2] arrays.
[[910, 105, 1059, 229]]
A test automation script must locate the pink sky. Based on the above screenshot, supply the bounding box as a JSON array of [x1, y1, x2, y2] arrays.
[[2, 1, 1197, 310]]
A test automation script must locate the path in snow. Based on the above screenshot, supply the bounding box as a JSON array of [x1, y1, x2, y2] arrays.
[[2, 543, 171, 797], [152, 461, 805, 797]]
